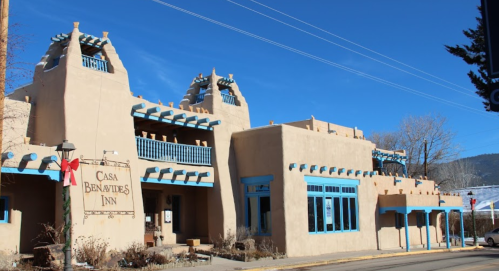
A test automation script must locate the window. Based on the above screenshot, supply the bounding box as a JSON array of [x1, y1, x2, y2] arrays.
[[305, 176, 359, 234], [395, 213, 404, 229], [0, 196, 9, 223], [416, 212, 425, 228], [172, 195, 181, 233], [242, 175, 273, 236]]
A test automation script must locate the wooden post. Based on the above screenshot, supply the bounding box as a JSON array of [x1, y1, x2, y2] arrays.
[[0, 0, 9, 196]]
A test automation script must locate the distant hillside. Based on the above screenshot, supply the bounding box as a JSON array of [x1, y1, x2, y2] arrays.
[[461, 153, 499, 186]]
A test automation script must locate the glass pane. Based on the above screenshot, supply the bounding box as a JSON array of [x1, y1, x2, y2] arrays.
[[325, 197, 333, 231], [308, 197, 315, 232], [349, 198, 357, 230], [334, 197, 341, 231], [316, 197, 324, 232], [248, 197, 258, 234], [342, 198, 350, 230], [260, 196, 271, 234]]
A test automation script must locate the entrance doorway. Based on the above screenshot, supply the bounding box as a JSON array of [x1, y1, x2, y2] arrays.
[[142, 190, 160, 246]]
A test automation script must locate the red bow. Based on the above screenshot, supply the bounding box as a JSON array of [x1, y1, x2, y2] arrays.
[[61, 158, 80, 186]]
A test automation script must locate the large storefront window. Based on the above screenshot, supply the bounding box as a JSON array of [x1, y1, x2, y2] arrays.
[[242, 175, 273, 236], [305, 177, 359, 234]]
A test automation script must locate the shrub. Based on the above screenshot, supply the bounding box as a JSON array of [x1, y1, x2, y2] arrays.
[[149, 253, 167, 265], [74, 236, 109, 268], [236, 226, 252, 241], [122, 242, 149, 268]]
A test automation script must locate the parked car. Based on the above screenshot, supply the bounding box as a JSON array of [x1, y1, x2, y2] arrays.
[[484, 228, 499, 247]]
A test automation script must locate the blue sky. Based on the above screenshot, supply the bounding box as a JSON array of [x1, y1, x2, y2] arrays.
[[11, 0, 499, 158]]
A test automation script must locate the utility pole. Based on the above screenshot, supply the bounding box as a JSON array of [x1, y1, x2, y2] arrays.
[[0, 0, 10, 196], [424, 139, 428, 177]]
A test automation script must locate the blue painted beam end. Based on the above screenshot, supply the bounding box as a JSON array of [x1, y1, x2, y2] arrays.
[[199, 172, 210, 177], [363, 171, 370, 177], [371, 171, 378, 176], [2, 152, 14, 160], [174, 170, 186, 175], [339, 168, 346, 174], [186, 116, 198, 122], [197, 118, 210, 124], [160, 168, 173, 174], [146, 167, 159, 173], [209, 120, 222, 126], [42, 155, 58, 164], [395, 179, 402, 183], [416, 181, 423, 185], [289, 163, 297, 170], [320, 166, 328, 173], [51, 37, 60, 42], [187, 171, 199, 177], [100, 40, 109, 46], [330, 167, 337, 173], [300, 164, 308, 170], [147, 107, 160, 114], [160, 110, 174, 117], [347, 169, 354, 175], [355, 170, 362, 176], [132, 103, 146, 111], [310, 165, 318, 171], [439, 200, 446, 204], [434, 185, 440, 189], [22, 153, 37, 162], [173, 113, 186, 120]]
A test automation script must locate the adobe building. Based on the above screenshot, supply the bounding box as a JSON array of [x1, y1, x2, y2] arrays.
[[1, 23, 464, 257]]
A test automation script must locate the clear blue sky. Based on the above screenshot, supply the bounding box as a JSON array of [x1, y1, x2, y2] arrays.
[[11, 0, 499, 158]]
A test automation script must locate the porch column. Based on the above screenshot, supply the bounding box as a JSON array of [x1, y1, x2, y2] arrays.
[[445, 211, 450, 249], [459, 211, 465, 247], [404, 213, 410, 252], [425, 211, 431, 250], [402, 164, 408, 178]]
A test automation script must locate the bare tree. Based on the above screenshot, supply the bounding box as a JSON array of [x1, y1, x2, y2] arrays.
[[432, 159, 480, 191], [369, 114, 460, 178]]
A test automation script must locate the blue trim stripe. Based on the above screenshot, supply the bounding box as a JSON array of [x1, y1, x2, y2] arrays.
[[1, 167, 60, 181], [304, 176, 360, 186], [140, 177, 213, 187], [132, 112, 214, 131], [379, 205, 463, 214]]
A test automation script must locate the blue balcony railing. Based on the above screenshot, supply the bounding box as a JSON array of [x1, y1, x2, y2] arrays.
[[221, 93, 236, 105], [195, 93, 206, 103], [136, 137, 211, 166], [82, 55, 109, 73], [193, 92, 236, 105]]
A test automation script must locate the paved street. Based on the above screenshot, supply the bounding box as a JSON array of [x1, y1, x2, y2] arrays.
[[285, 248, 499, 271]]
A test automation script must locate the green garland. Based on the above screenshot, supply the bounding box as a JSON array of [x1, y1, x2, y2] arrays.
[[63, 186, 71, 252]]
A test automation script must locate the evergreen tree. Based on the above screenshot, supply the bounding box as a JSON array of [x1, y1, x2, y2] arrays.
[[445, 7, 497, 111]]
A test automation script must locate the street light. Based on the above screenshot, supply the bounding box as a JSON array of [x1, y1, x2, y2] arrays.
[[468, 191, 477, 246], [56, 140, 76, 271]]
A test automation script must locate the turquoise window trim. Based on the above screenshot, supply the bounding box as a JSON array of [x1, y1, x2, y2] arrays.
[[241, 175, 273, 236], [0, 196, 9, 223], [305, 177, 359, 234]]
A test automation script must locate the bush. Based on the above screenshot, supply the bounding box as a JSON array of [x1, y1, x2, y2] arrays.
[[122, 242, 149, 268], [236, 226, 252, 241], [74, 236, 109, 268], [149, 253, 167, 265]]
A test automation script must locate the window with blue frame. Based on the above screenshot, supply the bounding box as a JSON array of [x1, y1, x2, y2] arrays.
[[241, 175, 273, 235], [0, 196, 9, 223], [305, 176, 359, 233]]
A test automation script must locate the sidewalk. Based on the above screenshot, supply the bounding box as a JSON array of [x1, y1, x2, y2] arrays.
[[161, 245, 483, 271]]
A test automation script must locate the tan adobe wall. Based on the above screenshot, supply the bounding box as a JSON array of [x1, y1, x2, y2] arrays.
[[280, 124, 376, 257], [283, 118, 364, 138]]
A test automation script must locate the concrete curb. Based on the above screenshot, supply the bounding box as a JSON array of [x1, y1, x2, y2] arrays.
[[242, 246, 484, 271]]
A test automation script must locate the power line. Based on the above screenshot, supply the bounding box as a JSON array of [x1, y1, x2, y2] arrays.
[[227, 0, 479, 100], [149, 0, 495, 119], [247, 0, 476, 94]]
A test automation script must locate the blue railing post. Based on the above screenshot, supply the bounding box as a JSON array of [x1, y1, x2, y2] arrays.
[[221, 93, 236, 105], [135, 137, 211, 166], [82, 55, 109, 73]]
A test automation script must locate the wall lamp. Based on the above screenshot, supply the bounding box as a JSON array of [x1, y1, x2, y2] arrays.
[[103, 150, 119, 155]]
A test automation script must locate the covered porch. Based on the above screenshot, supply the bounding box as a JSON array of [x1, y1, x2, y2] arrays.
[[379, 194, 464, 252]]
